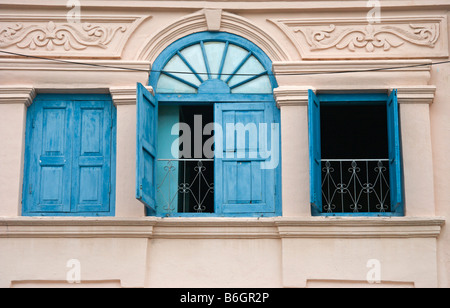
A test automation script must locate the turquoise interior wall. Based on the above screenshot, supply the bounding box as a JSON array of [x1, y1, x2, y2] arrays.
[[156, 105, 180, 214]]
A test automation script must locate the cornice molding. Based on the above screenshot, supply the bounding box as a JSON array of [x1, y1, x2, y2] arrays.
[[0, 59, 151, 89], [273, 86, 313, 108], [110, 85, 154, 106], [273, 60, 433, 89], [392, 86, 436, 105], [0, 217, 445, 239], [1, 1, 450, 11], [0, 86, 36, 106], [0, 59, 152, 72]]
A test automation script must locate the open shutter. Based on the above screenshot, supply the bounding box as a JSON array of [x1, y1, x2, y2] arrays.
[[136, 83, 158, 212], [387, 89, 404, 215], [71, 99, 113, 213], [26, 99, 72, 213], [308, 90, 322, 216], [215, 102, 279, 215]]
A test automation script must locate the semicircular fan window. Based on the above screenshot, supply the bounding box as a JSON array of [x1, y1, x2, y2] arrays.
[[156, 41, 273, 94]]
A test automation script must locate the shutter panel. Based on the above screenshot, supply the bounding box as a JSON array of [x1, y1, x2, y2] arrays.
[[215, 102, 278, 215], [387, 89, 404, 215], [27, 99, 72, 213], [308, 90, 322, 216], [136, 83, 158, 211], [71, 99, 112, 213]]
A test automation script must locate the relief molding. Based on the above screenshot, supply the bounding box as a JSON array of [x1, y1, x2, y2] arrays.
[[269, 16, 448, 59], [0, 15, 150, 58], [137, 9, 290, 62]]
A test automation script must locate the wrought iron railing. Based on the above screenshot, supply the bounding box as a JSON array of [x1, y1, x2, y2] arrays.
[[157, 159, 214, 214], [321, 159, 391, 214]]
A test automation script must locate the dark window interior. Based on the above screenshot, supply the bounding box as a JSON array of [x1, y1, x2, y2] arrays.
[[320, 104, 389, 160], [178, 105, 214, 213], [320, 104, 391, 213]]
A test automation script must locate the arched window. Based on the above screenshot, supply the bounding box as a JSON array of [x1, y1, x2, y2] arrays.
[[137, 32, 281, 217], [155, 40, 272, 94], [150, 32, 277, 97]]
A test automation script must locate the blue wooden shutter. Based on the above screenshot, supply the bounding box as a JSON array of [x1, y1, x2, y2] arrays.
[[136, 83, 158, 212], [215, 102, 279, 215], [387, 89, 404, 215], [24, 99, 73, 214], [308, 90, 322, 216], [71, 99, 113, 214]]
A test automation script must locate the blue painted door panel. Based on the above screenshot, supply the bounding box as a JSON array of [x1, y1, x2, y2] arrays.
[[29, 100, 72, 213], [308, 90, 322, 216], [72, 100, 112, 213], [387, 89, 404, 215], [23, 95, 114, 216], [215, 102, 278, 215], [136, 83, 158, 212]]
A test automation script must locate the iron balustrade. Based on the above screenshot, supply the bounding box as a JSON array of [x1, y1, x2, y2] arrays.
[[321, 159, 391, 214], [157, 159, 214, 214]]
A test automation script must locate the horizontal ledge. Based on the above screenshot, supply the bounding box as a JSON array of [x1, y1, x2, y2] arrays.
[[0, 59, 152, 72], [273, 60, 433, 74], [0, 216, 445, 239], [0, 86, 36, 106], [2, 1, 450, 10]]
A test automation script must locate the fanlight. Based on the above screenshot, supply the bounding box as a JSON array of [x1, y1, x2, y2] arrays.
[[156, 41, 273, 94]]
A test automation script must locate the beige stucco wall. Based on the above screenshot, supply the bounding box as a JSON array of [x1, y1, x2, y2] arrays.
[[0, 0, 449, 288]]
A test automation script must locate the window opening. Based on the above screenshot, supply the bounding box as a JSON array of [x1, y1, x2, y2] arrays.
[[320, 104, 391, 213], [157, 105, 215, 214]]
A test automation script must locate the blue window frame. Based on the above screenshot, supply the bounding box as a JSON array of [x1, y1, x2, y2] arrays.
[[22, 94, 116, 216], [308, 90, 404, 217], [137, 32, 282, 217]]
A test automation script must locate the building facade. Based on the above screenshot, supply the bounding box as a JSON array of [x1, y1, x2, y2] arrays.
[[0, 0, 449, 288]]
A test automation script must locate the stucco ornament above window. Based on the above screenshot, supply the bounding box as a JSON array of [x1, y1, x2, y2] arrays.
[[269, 16, 449, 59], [0, 21, 126, 51], [0, 15, 150, 58]]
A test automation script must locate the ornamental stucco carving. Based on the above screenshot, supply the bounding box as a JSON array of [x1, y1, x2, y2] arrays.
[[0, 21, 127, 51], [0, 15, 150, 58], [269, 16, 448, 59]]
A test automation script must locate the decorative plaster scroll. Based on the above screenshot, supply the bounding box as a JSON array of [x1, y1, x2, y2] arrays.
[[0, 15, 150, 58], [269, 16, 448, 59]]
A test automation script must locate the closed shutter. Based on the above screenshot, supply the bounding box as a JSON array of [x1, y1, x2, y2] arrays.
[[23, 95, 115, 216], [215, 102, 279, 215], [71, 99, 112, 213], [26, 99, 72, 213]]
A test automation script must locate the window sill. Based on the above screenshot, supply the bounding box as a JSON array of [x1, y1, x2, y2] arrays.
[[0, 216, 444, 239]]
